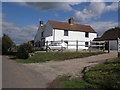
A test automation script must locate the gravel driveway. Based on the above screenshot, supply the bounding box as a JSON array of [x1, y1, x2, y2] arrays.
[[3, 51, 117, 88]]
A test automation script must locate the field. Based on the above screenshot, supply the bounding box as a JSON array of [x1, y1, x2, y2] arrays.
[[16, 51, 104, 63]]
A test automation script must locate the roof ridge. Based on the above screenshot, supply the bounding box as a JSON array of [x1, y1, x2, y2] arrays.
[[48, 20, 90, 27], [47, 20, 96, 33]]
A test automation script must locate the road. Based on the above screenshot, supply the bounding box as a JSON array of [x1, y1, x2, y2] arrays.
[[2, 56, 48, 88], [2, 51, 117, 88]]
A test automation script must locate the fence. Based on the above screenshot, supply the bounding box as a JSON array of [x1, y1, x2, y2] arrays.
[[45, 40, 106, 52]]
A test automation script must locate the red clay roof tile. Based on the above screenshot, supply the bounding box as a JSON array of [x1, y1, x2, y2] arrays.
[[48, 20, 96, 33]]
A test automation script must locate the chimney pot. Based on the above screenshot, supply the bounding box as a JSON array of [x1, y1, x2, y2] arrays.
[[68, 17, 74, 25], [40, 21, 44, 26]]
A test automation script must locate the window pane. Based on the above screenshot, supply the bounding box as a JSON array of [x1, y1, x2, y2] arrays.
[[64, 30, 68, 36]]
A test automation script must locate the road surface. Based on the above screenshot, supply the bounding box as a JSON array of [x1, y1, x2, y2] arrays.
[[2, 51, 117, 88]]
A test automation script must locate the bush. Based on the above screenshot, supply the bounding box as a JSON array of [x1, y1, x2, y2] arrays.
[[17, 43, 34, 59]]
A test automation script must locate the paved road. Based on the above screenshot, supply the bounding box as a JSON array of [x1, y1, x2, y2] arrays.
[[2, 51, 117, 88], [2, 56, 48, 88]]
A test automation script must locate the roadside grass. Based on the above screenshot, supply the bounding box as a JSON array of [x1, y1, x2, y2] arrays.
[[84, 58, 120, 89], [48, 58, 120, 89], [16, 51, 104, 63]]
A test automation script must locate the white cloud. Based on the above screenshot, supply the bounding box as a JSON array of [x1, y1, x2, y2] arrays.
[[2, 20, 38, 44], [19, 2, 82, 11], [89, 21, 118, 36], [74, 2, 118, 22], [2, 0, 120, 2]]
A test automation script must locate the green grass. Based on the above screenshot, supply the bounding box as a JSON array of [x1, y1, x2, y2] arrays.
[[64, 80, 97, 88], [48, 58, 120, 89], [16, 51, 104, 63], [84, 58, 120, 89]]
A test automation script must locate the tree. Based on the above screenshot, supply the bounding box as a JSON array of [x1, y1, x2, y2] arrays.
[[17, 43, 34, 59], [2, 34, 14, 55]]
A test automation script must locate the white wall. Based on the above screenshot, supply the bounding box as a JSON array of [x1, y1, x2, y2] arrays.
[[34, 22, 53, 47], [54, 29, 97, 41], [109, 40, 118, 50], [52, 29, 97, 50]]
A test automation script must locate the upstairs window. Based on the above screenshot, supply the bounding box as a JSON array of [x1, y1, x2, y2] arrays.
[[85, 32, 89, 38], [64, 30, 68, 36]]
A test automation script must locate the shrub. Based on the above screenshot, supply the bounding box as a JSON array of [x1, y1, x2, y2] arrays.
[[17, 43, 34, 59]]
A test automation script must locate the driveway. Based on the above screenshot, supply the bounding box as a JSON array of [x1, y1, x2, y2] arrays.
[[2, 51, 117, 88]]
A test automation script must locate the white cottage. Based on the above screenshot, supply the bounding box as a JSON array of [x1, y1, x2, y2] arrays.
[[34, 17, 97, 50]]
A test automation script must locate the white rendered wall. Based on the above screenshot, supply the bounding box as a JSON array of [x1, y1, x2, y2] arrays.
[[53, 29, 97, 50]]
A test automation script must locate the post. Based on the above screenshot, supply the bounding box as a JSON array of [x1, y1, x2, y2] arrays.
[[61, 40, 63, 52], [89, 40, 91, 52], [76, 40, 78, 52], [118, 38, 120, 57], [103, 41, 105, 52], [108, 41, 110, 53], [46, 41, 48, 52], [99, 42, 100, 51]]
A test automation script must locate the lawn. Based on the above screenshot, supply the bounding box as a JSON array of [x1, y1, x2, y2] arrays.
[[16, 51, 104, 63], [48, 58, 120, 89]]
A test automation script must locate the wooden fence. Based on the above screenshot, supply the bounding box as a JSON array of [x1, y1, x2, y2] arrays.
[[45, 40, 107, 52]]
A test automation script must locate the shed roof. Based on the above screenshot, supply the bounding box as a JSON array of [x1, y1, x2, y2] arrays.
[[94, 27, 120, 41]]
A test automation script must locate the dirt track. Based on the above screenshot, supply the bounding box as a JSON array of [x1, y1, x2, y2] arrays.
[[3, 51, 117, 88]]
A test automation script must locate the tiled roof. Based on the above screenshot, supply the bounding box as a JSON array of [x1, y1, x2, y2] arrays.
[[48, 20, 96, 33], [94, 28, 120, 41]]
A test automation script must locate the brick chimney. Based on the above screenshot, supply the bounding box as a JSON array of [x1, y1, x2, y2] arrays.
[[68, 17, 74, 25], [40, 21, 44, 26]]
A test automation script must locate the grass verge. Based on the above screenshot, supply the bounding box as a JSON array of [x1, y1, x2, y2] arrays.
[[48, 58, 120, 89], [16, 51, 104, 63]]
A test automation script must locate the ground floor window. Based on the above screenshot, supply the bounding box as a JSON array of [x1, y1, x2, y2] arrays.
[[85, 42, 89, 47]]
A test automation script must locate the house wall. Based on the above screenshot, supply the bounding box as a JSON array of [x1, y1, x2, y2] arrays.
[[52, 29, 97, 50], [44, 22, 53, 38], [34, 22, 53, 47], [34, 26, 43, 47], [109, 40, 118, 50]]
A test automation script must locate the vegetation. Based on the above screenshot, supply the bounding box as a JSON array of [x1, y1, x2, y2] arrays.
[[48, 58, 120, 89], [17, 43, 34, 59], [16, 51, 104, 63], [2, 34, 14, 55], [84, 58, 120, 89]]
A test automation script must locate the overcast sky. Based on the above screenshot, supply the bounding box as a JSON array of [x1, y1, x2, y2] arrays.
[[1, 0, 119, 44]]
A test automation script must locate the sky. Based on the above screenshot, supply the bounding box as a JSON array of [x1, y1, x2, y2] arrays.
[[1, 0, 119, 45]]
